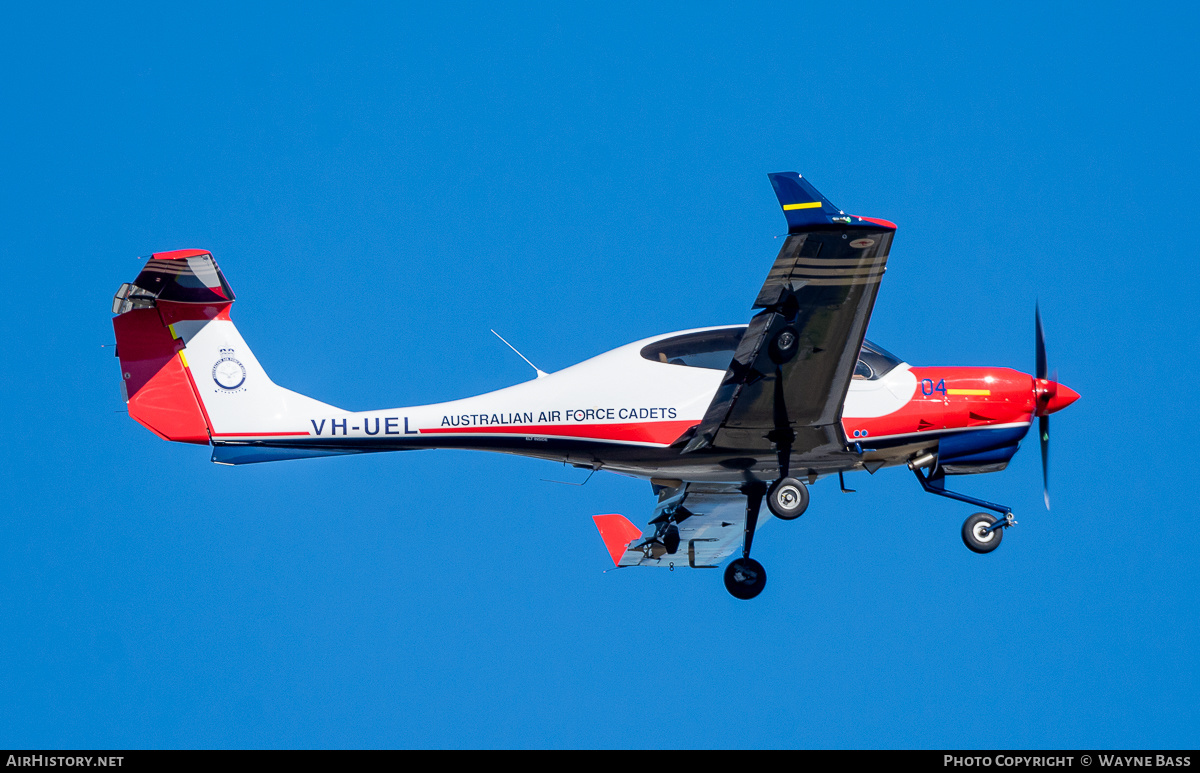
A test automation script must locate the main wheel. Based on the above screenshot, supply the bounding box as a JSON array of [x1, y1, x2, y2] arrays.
[[767, 477, 809, 520], [962, 512, 1004, 554], [724, 557, 767, 600], [769, 326, 800, 364]]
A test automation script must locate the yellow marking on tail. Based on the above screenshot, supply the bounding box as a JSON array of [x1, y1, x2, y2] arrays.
[[782, 202, 822, 211]]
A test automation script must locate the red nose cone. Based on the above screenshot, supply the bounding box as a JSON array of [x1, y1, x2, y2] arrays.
[[1036, 380, 1080, 416]]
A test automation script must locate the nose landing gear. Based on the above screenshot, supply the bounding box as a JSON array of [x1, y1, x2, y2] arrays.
[[911, 458, 1017, 553]]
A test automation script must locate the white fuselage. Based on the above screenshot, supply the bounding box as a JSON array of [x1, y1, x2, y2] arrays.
[[187, 321, 914, 481]]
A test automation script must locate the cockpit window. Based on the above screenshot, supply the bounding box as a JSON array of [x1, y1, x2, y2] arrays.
[[641, 328, 901, 378], [854, 339, 903, 380], [640, 327, 746, 370]]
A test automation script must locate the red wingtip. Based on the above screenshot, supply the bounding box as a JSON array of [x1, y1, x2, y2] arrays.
[[592, 514, 642, 567], [854, 215, 898, 229]]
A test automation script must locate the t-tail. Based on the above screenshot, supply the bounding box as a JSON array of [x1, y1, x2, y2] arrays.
[[111, 250, 352, 464]]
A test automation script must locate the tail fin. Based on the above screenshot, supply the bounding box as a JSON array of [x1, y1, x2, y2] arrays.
[[112, 250, 338, 451]]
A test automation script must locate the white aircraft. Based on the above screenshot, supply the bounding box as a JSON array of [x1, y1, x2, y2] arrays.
[[111, 172, 1077, 599]]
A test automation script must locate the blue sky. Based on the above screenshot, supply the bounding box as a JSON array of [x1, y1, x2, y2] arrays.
[[2, 1, 1198, 749]]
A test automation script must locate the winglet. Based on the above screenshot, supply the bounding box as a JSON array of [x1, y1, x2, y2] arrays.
[[592, 514, 643, 567], [768, 171, 842, 232]]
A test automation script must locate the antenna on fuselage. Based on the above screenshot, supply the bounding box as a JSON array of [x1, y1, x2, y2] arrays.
[[490, 329, 549, 379]]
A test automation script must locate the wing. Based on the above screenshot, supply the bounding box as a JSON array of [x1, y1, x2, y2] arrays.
[[682, 172, 896, 455], [593, 483, 757, 569]]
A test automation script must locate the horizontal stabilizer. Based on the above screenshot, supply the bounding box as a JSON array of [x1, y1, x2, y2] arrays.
[[768, 171, 842, 231], [592, 513, 643, 567]]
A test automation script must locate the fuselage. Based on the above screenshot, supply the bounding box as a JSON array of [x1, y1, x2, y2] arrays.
[[209, 325, 1077, 483]]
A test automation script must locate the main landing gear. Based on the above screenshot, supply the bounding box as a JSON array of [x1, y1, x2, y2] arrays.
[[724, 557, 767, 600], [723, 482, 768, 600], [909, 454, 1017, 554], [725, 432, 813, 599], [767, 477, 809, 520], [723, 472, 812, 600]]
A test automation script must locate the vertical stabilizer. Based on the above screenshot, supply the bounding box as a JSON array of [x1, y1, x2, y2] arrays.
[[112, 250, 339, 446]]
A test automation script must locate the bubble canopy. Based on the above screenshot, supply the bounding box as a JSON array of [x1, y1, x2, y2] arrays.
[[640, 327, 902, 380]]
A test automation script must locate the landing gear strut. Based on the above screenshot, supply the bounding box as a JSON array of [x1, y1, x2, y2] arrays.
[[910, 457, 1017, 554], [724, 482, 767, 600]]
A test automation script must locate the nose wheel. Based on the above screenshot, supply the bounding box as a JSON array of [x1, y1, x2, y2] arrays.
[[911, 463, 1016, 554], [961, 512, 1013, 554]]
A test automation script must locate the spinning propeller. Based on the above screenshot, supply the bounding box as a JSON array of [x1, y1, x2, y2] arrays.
[[1033, 304, 1080, 509]]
